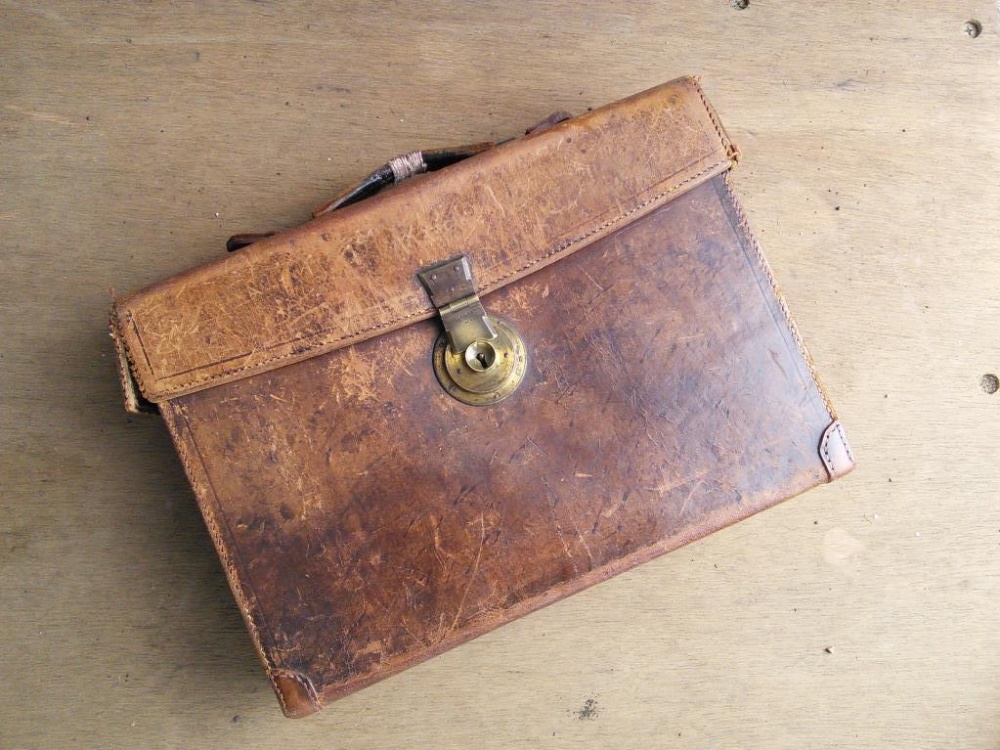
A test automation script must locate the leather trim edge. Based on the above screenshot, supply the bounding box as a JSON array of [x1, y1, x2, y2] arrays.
[[720, 173, 838, 422], [109, 308, 157, 415], [819, 420, 856, 481], [691, 76, 741, 165], [272, 670, 322, 719], [158, 401, 297, 716]]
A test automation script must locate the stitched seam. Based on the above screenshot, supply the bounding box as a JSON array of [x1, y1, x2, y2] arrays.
[[272, 670, 290, 715], [112, 308, 150, 404], [691, 78, 733, 157], [111, 309, 158, 414], [138, 158, 729, 400], [837, 422, 855, 465], [820, 422, 839, 482], [479, 160, 724, 289], [821, 421, 853, 480], [274, 669, 322, 710], [109, 311, 138, 412], [722, 174, 837, 422], [143, 306, 433, 398], [296, 672, 320, 707], [162, 403, 278, 682]]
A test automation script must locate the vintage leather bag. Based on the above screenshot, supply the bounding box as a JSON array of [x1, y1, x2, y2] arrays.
[[111, 77, 854, 717]]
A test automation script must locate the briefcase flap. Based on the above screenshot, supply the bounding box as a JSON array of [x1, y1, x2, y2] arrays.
[[112, 76, 738, 403]]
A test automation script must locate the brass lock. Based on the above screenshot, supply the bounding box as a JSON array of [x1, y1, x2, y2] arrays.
[[417, 256, 527, 406]]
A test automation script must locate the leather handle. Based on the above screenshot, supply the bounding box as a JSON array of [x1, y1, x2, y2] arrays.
[[311, 142, 494, 219], [225, 111, 572, 253], [224, 143, 491, 253]]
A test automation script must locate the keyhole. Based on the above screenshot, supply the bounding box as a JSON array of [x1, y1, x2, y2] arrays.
[[465, 340, 498, 372]]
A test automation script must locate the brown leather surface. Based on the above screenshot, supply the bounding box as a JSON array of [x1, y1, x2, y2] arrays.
[[112, 77, 737, 403], [155, 174, 851, 716]]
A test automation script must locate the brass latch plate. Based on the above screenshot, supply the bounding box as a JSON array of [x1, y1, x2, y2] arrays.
[[417, 256, 496, 353], [417, 255, 527, 406]]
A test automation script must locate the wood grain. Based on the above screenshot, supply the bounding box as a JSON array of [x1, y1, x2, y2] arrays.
[[2, 2, 999, 748]]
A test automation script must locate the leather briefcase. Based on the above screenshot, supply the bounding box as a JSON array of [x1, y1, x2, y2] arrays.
[[111, 76, 854, 717]]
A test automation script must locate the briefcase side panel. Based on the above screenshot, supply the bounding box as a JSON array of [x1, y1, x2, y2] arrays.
[[157, 175, 849, 713], [157, 400, 321, 717], [715, 174, 855, 481]]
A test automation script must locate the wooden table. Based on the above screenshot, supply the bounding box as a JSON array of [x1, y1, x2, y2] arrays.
[[3, 2, 998, 747]]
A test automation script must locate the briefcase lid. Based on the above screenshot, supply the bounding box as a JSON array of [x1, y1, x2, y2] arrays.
[[112, 76, 738, 404]]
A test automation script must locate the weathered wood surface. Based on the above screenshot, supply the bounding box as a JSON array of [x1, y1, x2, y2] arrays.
[[2, 2, 999, 747]]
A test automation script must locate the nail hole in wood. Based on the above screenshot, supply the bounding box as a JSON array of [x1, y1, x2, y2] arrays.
[[981, 373, 998, 394], [732, 0, 749, 8]]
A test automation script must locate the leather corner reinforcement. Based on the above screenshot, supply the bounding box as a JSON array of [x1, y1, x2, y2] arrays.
[[272, 670, 321, 719], [819, 420, 856, 481]]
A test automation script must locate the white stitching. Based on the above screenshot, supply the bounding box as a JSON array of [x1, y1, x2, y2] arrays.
[[837, 422, 855, 465], [820, 421, 853, 480], [273, 668, 323, 714]]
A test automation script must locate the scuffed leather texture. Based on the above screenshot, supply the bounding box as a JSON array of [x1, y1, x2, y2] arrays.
[[154, 175, 852, 717], [111, 77, 737, 402]]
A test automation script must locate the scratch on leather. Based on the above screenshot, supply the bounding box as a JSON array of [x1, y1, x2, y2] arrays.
[[337, 347, 379, 403], [447, 514, 486, 635], [541, 479, 580, 576]]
